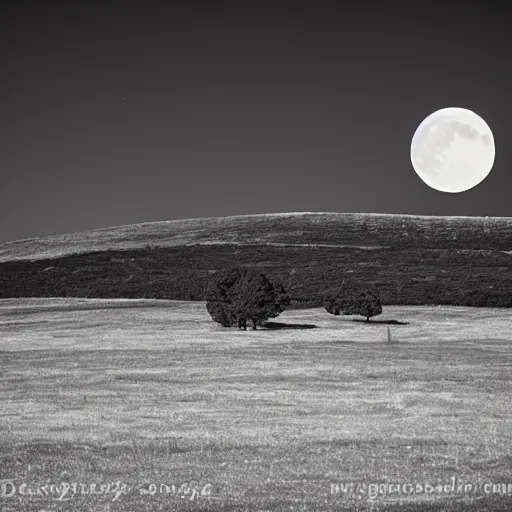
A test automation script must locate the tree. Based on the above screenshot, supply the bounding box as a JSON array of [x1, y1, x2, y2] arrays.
[[206, 268, 289, 330], [324, 284, 383, 322], [323, 281, 350, 316], [346, 289, 382, 322], [274, 280, 292, 313], [205, 300, 236, 327], [231, 270, 290, 330], [205, 268, 242, 328]]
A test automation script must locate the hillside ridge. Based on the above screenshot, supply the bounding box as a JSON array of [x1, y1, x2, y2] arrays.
[[1, 211, 512, 306], [2, 212, 512, 263]]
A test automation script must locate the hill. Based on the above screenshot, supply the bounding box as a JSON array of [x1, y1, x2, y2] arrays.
[[1, 212, 512, 306]]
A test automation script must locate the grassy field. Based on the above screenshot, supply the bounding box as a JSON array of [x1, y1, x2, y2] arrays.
[[1, 298, 512, 511]]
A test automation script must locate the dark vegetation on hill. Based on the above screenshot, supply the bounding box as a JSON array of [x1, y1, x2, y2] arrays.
[[1, 242, 512, 307], [1, 213, 512, 306]]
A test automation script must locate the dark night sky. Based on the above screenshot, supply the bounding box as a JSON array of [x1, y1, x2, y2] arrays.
[[1, 2, 511, 243]]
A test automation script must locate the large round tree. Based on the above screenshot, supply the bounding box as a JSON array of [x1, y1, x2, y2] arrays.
[[206, 268, 289, 330]]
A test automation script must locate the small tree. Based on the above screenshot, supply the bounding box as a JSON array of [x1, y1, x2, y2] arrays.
[[323, 281, 349, 316], [347, 289, 382, 322]]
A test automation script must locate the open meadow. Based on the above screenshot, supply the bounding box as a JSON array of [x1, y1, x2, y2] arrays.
[[1, 298, 512, 511]]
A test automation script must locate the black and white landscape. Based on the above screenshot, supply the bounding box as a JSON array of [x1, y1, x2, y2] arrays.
[[2, 2, 512, 511], [1, 212, 512, 511]]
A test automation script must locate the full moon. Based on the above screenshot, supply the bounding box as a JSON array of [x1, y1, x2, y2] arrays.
[[410, 107, 495, 193]]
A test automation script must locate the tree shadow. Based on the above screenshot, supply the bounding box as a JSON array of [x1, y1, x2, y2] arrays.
[[351, 319, 409, 325], [263, 321, 317, 330]]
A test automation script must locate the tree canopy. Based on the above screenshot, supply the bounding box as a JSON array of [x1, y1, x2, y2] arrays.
[[324, 284, 382, 322], [206, 267, 290, 330], [345, 289, 382, 321], [323, 281, 349, 316]]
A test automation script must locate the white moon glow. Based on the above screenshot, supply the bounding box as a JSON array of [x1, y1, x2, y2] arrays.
[[410, 107, 495, 193]]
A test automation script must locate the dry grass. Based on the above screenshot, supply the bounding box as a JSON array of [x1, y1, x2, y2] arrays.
[[1, 298, 512, 511], [2, 211, 512, 262]]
